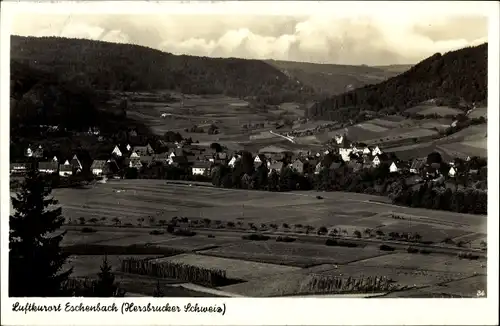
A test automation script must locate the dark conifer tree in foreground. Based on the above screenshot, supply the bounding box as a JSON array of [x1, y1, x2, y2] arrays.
[[9, 168, 72, 296], [94, 255, 119, 297]]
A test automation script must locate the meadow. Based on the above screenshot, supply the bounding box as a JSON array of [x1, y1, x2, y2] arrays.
[[10, 179, 485, 297]]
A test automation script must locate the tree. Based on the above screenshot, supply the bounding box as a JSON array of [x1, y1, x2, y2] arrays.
[[317, 226, 328, 235], [9, 169, 73, 296], [153, 280, 164, 297], [210, 142, 222, 153], [112, 217, 121, 226], [426, 152, 443, 165], [94, 255, 119, 297], [353, 230, 362, 238]]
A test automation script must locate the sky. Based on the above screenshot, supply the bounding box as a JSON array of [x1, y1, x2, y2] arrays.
[[9, 2, 489, 66]]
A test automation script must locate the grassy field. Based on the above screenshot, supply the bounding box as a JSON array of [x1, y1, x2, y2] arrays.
[[153, 253, 301, 281], [10, 180, 487, 297], [348, 252, 486, 275], [199, 241, 389, 267]]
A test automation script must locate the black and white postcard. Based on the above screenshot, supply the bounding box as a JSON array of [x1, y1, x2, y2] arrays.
[[1, 1, 498, 325]]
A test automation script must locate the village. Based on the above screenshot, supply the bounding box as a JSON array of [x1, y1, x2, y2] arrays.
[[10, 126, 486, 190]]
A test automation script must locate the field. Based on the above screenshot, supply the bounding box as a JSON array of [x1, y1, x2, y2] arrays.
[[199, 241, 388, 267], [153, 253, 301, 281], [348, 253, 486, 275], [11, 180, 487, 297], [115, 91, 309, 151]]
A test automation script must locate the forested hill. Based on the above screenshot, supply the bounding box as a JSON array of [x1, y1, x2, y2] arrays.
[[265, 59, 404, 96], [306, 43, 488, 121], [11, 35, 315, 105]]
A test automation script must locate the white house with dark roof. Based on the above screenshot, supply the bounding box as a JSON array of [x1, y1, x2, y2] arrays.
[[112, 145, 123, 157], [389, 162, 399, 173], [372, 155, 381, 167], [52, 156, 58, 162], [372, 146, 383, 156], [448, 166, 457, 177], [363, 147, 371, 155]]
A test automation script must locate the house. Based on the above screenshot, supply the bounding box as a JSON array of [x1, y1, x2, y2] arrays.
[[10, 163, 31, 174], [38, 162, 58, 174], [59, 161, 72, 177], [228, 155, 241, 168], [130, 152, 140, 159], [290, 159, 304, 174], [70, 155, 83, 172], [254, 154, 267, 167], [389, 162, 399, 173], [25, 146, 33, 157], [372, 156, 381, 167], [372, 146, 383, 156], [334, 134, 343, 145], [314, 162, 323, 174], [192, 161, 212, 176], [87, 127, 100, 135], [410, 159, 425, 174], [111, 145, 123, 157], [339, 148, 353, 162], [448, 166, 457, 177], [268, 161, 284, 175], [90, 160, 107, 176], [152, 153, 170, 165], [126, 144, 132, 151], [362, 147, 371, 155], [132, 144, 155, 156], [127, 158, 143, 169], [52, 156, 58, 162]]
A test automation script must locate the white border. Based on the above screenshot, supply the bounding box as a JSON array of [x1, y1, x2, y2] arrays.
[[1, 1, 499, 325]]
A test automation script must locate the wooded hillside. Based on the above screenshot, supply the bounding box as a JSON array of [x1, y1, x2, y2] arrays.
[[307, 44, 488, 122], [11, 35, 315, 105]]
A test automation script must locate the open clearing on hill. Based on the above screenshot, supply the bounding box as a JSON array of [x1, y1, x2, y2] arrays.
[[153, 253, 300, 281]]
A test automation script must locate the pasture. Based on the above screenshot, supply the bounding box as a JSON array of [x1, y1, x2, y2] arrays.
[[199, 241, 389, 267]]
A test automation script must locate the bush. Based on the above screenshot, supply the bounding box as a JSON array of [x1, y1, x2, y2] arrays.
[[325, 239, 358, 248], [276, 236, 296, 243], [317, 226, 328, 235], [207, 234, 215, 238], [407, 246, 419, 254], [81, 227, 97, 233], [149, 230, 165, 235], [379, 244, 395, 251], [419, 249, 431, 255], [242, 233, 270, 241], [173, 228, 196, 237], [166, 224, 175, 233], [457, 252, 480, 260]]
